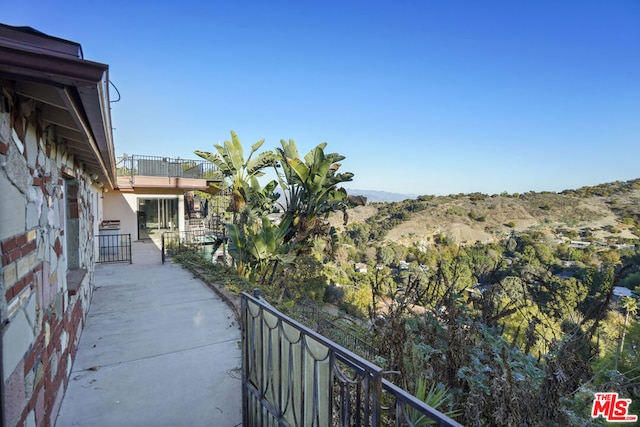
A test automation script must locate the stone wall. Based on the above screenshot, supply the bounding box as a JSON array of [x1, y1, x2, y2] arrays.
[[1, 88, 99, 426]]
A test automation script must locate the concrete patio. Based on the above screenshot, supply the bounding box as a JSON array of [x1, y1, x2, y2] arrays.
[[55, 241, 242, 427]]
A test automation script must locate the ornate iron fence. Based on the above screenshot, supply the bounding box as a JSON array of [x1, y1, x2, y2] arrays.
[[241, 291, 463, 427]]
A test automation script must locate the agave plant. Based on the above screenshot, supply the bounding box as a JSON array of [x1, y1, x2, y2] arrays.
[[407, 378, 460, 426]]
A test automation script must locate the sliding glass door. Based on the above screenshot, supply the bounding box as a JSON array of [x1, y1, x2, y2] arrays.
[[137, 197, 178, 240]]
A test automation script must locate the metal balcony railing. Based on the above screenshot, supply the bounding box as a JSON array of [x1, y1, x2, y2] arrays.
[[241, 291, 463, 427], [116, 154, 220, 180]]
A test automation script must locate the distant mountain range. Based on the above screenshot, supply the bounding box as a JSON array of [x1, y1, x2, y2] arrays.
[[345, 189, 416, 203]]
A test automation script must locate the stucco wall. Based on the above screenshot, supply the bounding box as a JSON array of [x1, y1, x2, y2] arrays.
[[102, 191, 137, 238], [1, 90, 99, 427]]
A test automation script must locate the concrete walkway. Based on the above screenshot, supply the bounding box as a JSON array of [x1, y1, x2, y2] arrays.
[[55, 241, 242, 427]]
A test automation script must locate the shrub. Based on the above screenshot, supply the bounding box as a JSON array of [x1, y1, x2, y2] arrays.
[[603, 225, 621, 234], [433, 233, 455, 247], [469, 192, 487, 202], [324, 284, 345, 304], [446, 206, 465, 216], [342, 285, 372, 318], [468, 211, 486, 222]]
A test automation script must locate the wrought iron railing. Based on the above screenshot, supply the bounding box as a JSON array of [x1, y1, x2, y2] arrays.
[[97, 233, 132, 263], [184, 214, 227, 235], [242, 291, 463, 427], [116, 154, 220, 180]]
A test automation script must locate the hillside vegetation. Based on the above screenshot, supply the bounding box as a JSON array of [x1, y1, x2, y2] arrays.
[[334, 179, 640, 247], [320, 179, 640, 425], [186, 134, 640, 426]]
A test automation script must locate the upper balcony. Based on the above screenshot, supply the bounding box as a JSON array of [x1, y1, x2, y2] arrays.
[[115, 154, 222, 193]]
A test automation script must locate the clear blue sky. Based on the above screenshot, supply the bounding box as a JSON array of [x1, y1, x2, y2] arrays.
[[4, 0, 639, 196]]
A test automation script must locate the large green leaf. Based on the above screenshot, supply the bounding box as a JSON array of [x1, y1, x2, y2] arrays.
[[225, 137, 244, 172], [248, 139, 266, 161], [279, 139, 300, 160], [225, 223, 248, 265], [247, 151, 277, 176], [286, 157, 311, 183]]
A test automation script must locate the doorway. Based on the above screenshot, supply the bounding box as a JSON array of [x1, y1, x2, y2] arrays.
[[137, 197, 178, 240]]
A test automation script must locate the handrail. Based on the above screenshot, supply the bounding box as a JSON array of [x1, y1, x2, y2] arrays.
[[241, 291, 462, 426]]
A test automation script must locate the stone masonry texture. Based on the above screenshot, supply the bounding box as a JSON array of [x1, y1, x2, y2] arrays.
[[1, 83, 98, 427]]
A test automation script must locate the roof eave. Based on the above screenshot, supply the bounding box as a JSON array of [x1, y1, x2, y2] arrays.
[[0, 43, 116, 189]]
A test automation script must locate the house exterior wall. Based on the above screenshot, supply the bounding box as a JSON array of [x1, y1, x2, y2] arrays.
[[1, 93, 98, 427], [102, 191, 137, 238]]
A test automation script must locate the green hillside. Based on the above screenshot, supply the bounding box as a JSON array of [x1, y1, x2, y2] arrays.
[[335, 178, 640, 247]]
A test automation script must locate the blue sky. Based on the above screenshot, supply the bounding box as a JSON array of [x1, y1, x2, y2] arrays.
[[3, 0, 639, 196]]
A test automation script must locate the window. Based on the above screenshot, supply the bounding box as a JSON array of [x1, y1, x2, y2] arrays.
[[64, 179, 80, 270]]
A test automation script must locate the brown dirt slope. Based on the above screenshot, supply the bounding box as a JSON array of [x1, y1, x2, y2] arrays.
[[332, 185, 640, 247]]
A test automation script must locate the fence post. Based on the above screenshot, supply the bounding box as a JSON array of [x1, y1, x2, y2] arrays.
[[130, 156, 135, 185], [128, 234, 132, 264], [240, 294, 249, 427]]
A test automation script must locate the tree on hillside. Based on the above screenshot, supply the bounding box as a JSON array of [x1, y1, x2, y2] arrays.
[[376, 246, 395, 266]]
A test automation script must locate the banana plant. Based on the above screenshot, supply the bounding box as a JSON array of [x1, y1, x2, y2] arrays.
[[275, 139, 353, 251], [195, 131, 277, 220], [226, 215, 294, 278], [196, 131, 280, 275], [196, 133, 353, 281], [246, 177, 280, 217]]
